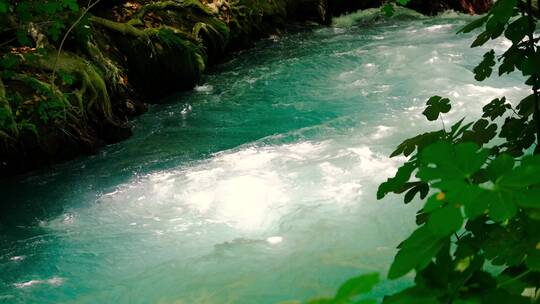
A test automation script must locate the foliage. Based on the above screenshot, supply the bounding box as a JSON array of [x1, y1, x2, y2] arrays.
[[304, 0, 540, 303], [0, 0, 86, 137], [304, 273, 380, 304], [0, 0, 82, 45], [382, 0, 412, 16]]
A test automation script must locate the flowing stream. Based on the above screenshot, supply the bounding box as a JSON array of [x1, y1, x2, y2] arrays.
[[0, 10, 529, 304]]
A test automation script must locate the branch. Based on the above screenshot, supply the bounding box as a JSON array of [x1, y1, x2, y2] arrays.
[[89, 15, 145, 37]]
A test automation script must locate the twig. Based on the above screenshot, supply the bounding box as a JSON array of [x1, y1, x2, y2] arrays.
[[50, 0, 102, 93]]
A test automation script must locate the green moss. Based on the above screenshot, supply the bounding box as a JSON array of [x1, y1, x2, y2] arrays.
[[0, 77, 17, 137], [32, 52, 112, 120]]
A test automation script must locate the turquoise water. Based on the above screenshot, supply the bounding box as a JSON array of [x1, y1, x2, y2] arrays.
[[0, 10, 529, 304]]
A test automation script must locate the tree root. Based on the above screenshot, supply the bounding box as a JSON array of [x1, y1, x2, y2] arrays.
[[31, 52, 113, 120], [0, 77, 17, 138], [85, 40, 126, 96]]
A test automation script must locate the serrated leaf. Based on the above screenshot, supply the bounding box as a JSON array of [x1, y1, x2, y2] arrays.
[[377, 162, 415, 199], [388, 226, 446, 279], [482, 97, 511, 121], [473, 50, 495, 81], [404, 182, 429, 204], [461, 119, 497, 146], [422, 96, 451, 121]]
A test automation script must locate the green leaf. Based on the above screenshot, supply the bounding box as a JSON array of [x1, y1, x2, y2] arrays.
[[377, 162, 415, 199], [488, 191, 518, 221], [16, 30, 32, 46], [396, 0, 411, 5], [454, 185, 489, 218], [490, 0, 517, 25], [498, 155, 540, 187], [404, 182, 429, 204], [390, 131, 444, 157], [497, 274, 528, 295], [417, 142, 488, 188], [521, 52, 540, 76], [427, 205, 463, 236], [461, 119, 497, 146], [516, 94, 536, 117], [471, 31, 491, 48], [485, 17, 505, 39], [334, 273, 379, 303], [62, 0, 79, 11], [504, 17, 528, 43], [525, 251, 540, 270], [499, 44, 527, 76], [473, 50, 495, 81], [458, 16, 489, 34], [381, 3, 395, 17], [422, 96, 451, 121], [388, 226, 446, 279], [486, 154, 514, 181], [423, 194, 445, 213], [482, 97, 511, 121]]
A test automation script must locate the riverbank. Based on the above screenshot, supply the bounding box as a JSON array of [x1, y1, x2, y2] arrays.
[[0, 0, 492, 178]]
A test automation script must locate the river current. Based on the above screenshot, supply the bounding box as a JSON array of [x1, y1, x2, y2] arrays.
[[0, 9, 529, 303]]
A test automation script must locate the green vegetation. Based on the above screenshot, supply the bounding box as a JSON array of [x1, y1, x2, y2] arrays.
[[0, 0, 296, 177], [300, 0, 540, 303]]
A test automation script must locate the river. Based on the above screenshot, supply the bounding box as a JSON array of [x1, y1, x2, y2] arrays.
[[0, 9, 528, 304]]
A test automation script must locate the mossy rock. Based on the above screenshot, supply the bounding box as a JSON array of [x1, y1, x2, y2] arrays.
[[226, 0, 288, 49], [287, 0, 330, 24], [134, 1, 230, 63], [113, 27, 205, 100]]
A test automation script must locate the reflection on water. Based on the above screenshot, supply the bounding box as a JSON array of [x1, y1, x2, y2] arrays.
[[0, 10, 528, 303]]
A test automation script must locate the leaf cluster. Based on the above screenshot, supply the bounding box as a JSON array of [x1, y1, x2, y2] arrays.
[[315, 1, 540, 303], [376, 0, 540, 302]]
